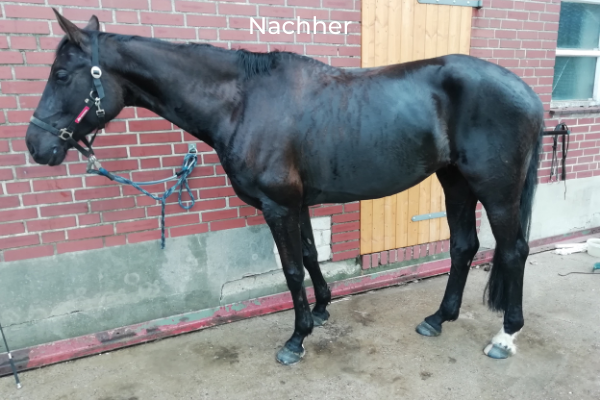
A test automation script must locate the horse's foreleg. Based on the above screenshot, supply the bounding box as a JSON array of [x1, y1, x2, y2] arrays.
[[300, 206, 331, 326], [263, 201, 313, 365], [417, 167, 479, 337]]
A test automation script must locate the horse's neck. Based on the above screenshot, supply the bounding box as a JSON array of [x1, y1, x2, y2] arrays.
[[110, 38, 242, 146]]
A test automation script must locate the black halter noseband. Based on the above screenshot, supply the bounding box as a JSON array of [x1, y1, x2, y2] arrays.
[[30, 32, 106, 159]]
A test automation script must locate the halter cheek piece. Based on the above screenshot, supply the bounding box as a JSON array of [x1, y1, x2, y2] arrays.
[[29, 32, 105, 162]]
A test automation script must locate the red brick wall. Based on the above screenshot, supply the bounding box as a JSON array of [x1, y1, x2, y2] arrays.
[[470, 0, 600, 182], [0, 0, 361, 262]]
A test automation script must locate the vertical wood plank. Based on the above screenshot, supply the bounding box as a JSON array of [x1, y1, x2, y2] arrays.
[[413, 2, 427, 62], [406, 185, 420, 246], [372, 198, 386, 252], [384, 195, 397, 250], [396, 191, 409, 248], [362, 0, 376, 67], [424, 4, 438, 59], [375, 0, 390, 65], [418, 176, 432, 244], [389, 0, 402, 65], [361, 200, 373, 254], [429, 176, 442, 242], [448, 5, 461, 54], [399, 0, 414, 63], [436, 5, 451, 58], [459, 7, 473, 55]]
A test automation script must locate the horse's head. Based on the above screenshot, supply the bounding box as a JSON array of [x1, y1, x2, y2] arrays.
[[26, 10, 123, 166]]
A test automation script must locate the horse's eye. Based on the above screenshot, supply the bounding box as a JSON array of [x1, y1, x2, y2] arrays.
[[55, 70, 69, 81]]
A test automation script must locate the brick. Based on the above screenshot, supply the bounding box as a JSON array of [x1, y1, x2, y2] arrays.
[[68, 225, 114, 240], [139, 132, 182, 144], [0, 20, 50, 34], [33, 177, 82, 192], [6, 181, 31, 194], [0, 153, 26, 166], [103, 0, 148, 9], [332, 231, 359, 243], [219, 4, 257, 16], [0, 97, 17, 109], [175, 1, 216, 13], [332, 240, 359, 253], [40, 203, 88, 217], [210, 218, 245, 231], [5, 5, 55, 19], [0, 169, 14, 181], [75, 187, 121, 201], [105, 235, 127, 247], [332, 249, 359, 262], [0, 208, 37, 222], [42, 231, 65, 243], [103, 208, 146, 222], [0, 51, 24, 64], [4, 245, 54, 262], [154, 27, 196, 39], [79, 214, 101, 226], [312, 205, 343, 217], [57, 238, 104, 254], [202, 209, 238, 222], [259, 6, 294, 18], [63, 8, 113, 23], [116, 11, 139, 24], [130, 145, 172, 157], [104, 25, 152, 37], [0, 196, 21, 209], [152, 0, 172, 11], [169, 224, 208, 237], [164, 214, 200, 227], [332, 221, 359, 233], [200, 187, 236, 199], [0, 222, 25, 235], [141, 12, 184, 25], [9, 36, 37, 50], [127, 229, 162, 244], [247, 215, 266, 226], [362, 254, 371, 270], [116, 219, 159, 234], [0, 234, 39, 250], [27, 216, 77, 232], [187, 15, 227, 28], [7, 110, 34, 123], [23, 191, 73, 206]]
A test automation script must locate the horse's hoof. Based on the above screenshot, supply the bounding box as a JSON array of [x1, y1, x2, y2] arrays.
[[484, 343, 511, 359], [276, 345, 305, 365], [416, 320, 441, 337], [312, 310, 330, 327]]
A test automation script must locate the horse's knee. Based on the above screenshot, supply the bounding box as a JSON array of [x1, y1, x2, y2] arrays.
[[450, 232, 479, 264]]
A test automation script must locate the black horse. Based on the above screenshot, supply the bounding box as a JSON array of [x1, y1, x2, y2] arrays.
[[26, 11, 544, 365]]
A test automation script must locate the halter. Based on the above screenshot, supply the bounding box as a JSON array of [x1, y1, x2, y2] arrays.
[[29, 32, 105, 163]]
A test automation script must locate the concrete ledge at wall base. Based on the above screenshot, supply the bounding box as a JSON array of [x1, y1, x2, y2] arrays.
[[2, 226, 598, 376], [0, 255, 453, 377]]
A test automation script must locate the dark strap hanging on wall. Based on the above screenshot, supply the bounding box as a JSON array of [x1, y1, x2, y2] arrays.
[[543, 123, 570, 199]]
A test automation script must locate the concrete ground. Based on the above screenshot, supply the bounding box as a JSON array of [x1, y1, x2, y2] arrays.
[[1, 251, 599, 400]]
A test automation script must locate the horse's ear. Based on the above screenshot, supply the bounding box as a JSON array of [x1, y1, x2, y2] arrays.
[[53, 8, 84, 46], [84, 15, 100, 32]]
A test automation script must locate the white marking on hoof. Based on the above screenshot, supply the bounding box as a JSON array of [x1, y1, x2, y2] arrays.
[[484, 327, 521, 357]]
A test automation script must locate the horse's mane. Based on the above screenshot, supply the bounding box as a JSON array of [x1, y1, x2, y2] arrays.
[[56, 32, 326, 80]]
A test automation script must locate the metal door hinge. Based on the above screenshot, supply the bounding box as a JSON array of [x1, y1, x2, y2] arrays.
[[411, 211, 447, 222]]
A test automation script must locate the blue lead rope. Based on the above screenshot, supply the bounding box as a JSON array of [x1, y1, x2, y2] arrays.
[[86, 150, 198, 249]]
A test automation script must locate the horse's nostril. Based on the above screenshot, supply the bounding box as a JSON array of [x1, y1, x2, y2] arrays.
[[27, 141, 36, 157]]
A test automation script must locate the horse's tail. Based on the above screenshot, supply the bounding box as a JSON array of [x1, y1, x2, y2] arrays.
[[519, 126, 542, 242], [486, 126, 542, 311]]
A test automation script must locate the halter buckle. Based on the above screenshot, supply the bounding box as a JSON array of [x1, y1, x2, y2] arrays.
[[95, 98, 105, 118], [59, 128, 73, 141], [91, 66, 102, 79]]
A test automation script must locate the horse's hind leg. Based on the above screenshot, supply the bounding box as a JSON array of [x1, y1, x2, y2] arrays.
[[478, 200, 529, 359], [300, 206, 331, 326], [416, 166, 479, 337]]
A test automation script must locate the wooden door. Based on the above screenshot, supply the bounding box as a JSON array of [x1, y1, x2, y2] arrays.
[[360, 0, 473, 255]]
